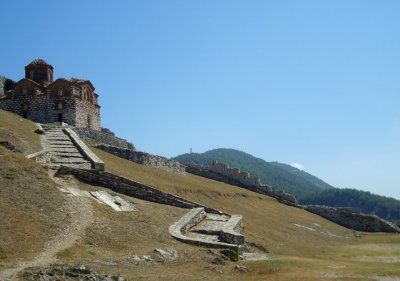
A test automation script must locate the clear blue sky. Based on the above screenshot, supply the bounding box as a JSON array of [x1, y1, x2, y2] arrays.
[[1, 1, 399, 199]]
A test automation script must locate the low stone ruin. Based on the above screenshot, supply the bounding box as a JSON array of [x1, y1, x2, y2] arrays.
[[304, 205, 400, 233]]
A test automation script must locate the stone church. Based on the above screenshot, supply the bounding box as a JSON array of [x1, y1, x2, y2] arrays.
[[0, 59, 101, 130]]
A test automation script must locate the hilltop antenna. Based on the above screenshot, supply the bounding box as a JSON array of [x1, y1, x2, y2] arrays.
[[190, 147, 192, 154]]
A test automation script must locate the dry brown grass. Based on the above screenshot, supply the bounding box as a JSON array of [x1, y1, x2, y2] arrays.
[[0, 107, 399, 280], [0, 147, 66, 266], [92, 148, 354, 256], [0, 109, 41, 154], [84, 147, 400, 280]]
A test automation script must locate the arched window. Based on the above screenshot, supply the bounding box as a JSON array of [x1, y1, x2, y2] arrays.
[[83, 89, 92, 103]]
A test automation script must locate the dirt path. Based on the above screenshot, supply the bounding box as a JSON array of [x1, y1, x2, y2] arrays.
[[0, 173, 93, 280]]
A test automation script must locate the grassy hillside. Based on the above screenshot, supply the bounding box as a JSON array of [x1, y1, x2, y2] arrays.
[[174, 148, 400, 224], [1, 110, 399, 280], [92, 147, 400, 280], [173, 148, 334, 200], [0, 147, 66, 264], [0, 110, 41, 154]]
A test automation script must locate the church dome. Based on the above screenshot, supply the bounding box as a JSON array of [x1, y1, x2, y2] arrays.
[[27, 59, 53, 68]]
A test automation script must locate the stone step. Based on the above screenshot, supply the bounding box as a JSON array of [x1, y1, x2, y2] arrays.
[[44, 130, 64, 133], [46, 136, 68, 139], [50, 144, 76, 148], [43, 163, 92, 170], [52, 152, 83, 158], [46, 132, 65, 134], [46, 132, 67, 135], [48, 148, 80, 153], [48, 139, 72, 142], [47, 138, 71, 142], [50, 142, 75, 147], [46, 135, 70, 138], [51, 157, 90, 164], [45, 132, 65, 135]]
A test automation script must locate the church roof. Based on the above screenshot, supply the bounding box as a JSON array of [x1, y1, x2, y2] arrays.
[[26, 59, 54, 69], [49, 78, 95, 90], [68, 78, 95, 90], [29, 59, 50, 65]]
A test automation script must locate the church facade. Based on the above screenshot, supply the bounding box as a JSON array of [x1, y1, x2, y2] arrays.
[[0, 59, 101, 130]]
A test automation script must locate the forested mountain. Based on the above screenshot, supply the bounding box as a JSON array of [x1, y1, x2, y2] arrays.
[[174, 148, 400, 223], [173, 148, 333, 200], [302, 188, 400, 224]]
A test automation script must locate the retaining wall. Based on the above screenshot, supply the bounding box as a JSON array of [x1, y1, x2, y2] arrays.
[[95, 144, 185, 174], [186, 165, 297, 206], [220, 215, 245, 245], [55, 166, 221, 214], [74, 127, 135, 150], [304, 205, 400, 233], [64, 128, 104, 171]]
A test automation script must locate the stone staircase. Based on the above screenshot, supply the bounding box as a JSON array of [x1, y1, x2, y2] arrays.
[[42, 125, 92, 169]]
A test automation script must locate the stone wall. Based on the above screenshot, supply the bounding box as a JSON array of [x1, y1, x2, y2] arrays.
[[75, 99, 101, 130], [95, 144, 185, 174], [63, 128, 104, 171], [168, 208, 239, 249], [220, 215, 245, 245], [73, 128, 134, 150], [55, 166, 222, 214], [304, 205, 400, 233], [0, 94, 48, 123], [210, 161, 262, 187], [186, 164, 297, 206], [0, 92, 100, 130]]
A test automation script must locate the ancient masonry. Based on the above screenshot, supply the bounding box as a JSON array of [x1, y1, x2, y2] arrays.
[[304, 205, 400, 233], [0, 59, 101, 130], [27, 124, 245, 248], [56, 166, 245, 248], [185, 161, 297, 205], [95, 144, 185, 174], [28, 124, 104, 170]]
